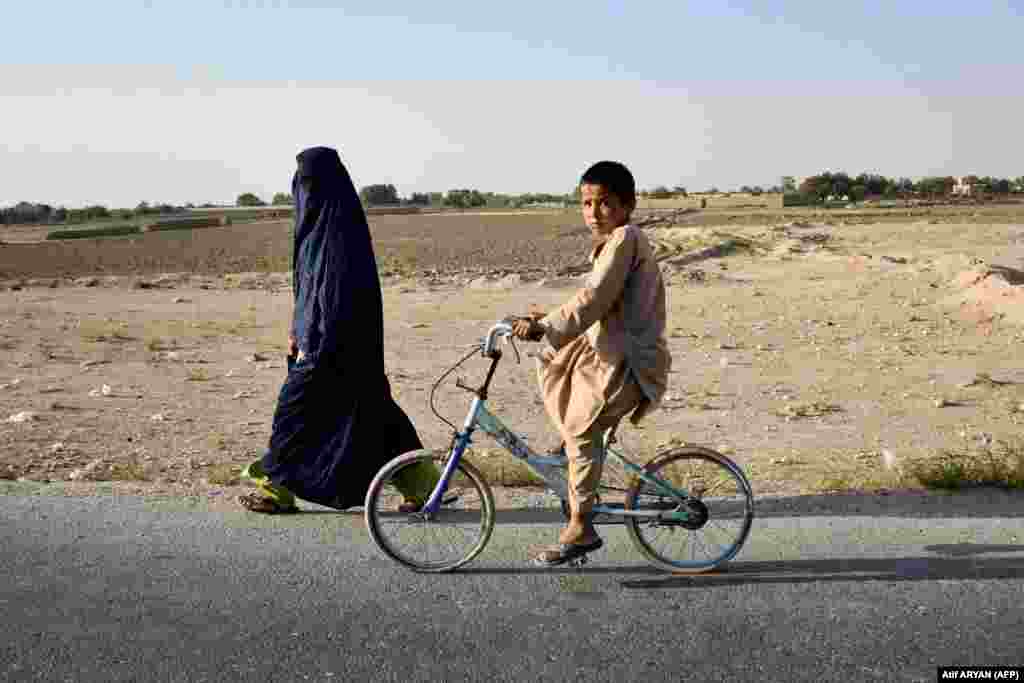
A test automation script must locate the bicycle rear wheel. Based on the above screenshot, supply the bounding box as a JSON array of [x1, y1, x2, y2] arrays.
[[365, 450, 495, 573], [625, 446, 754, 573]]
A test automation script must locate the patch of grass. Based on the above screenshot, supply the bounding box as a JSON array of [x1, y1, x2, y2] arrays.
[[145, 336, 167, 352], [776, 401, 843, 419], [811, 475, 853, 493], [380, 254, 420, 277], [907, 437, 1024, 490], [143, 216, 221, 232], [186, 368, 210, 382], [207, 463, 242, 486], [47, 224, 140, 240], [107, 460, 150, 482], [466, 448, 545, 487]]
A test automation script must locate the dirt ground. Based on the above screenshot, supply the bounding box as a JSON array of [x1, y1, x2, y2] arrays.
[[3, 207, 1024, 508]]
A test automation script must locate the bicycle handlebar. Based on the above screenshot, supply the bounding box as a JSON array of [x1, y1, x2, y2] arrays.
[[483, 319, 516, 356]]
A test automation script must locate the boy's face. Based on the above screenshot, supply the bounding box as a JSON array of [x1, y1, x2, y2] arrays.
[[580, 183, 632, 241]]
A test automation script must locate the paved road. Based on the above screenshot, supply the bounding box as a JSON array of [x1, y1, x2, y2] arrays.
[[3, 487, 1023, 682]]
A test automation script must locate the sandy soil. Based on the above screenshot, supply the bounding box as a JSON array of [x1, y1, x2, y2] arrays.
[[3, 208, 1024, 506]]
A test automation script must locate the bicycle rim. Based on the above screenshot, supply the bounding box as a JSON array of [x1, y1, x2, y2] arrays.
[[365, 451, 495, 573], [625, 446, 754, 573]]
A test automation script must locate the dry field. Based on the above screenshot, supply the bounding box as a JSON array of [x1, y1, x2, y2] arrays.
[[2, 205, 1024, 507], [0, 210, 590, 281]]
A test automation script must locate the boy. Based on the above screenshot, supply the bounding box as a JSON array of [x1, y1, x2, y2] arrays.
[[513, 160, 672, 566]]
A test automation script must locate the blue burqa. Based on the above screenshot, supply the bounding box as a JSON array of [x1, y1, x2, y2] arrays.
[[260, 146, 423, 509]]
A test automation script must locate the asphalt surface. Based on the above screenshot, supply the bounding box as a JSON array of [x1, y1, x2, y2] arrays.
[[3, 486, 1023, 682]]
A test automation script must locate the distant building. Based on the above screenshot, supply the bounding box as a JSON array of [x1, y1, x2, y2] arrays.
[[953, 177, 976, 196]]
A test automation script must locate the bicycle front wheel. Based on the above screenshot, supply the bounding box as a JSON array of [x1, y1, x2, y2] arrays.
[[365, 450, 496, 573], [625, 446, 754, 573]]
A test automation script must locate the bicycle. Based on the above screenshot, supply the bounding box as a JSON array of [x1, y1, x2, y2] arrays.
[[364, 318, 755, 573]]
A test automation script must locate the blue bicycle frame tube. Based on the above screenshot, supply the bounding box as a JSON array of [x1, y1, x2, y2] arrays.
[[422, 397, 482, 514]]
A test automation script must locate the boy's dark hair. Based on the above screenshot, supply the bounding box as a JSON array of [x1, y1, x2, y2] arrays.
[[580, 161, 636, 209]]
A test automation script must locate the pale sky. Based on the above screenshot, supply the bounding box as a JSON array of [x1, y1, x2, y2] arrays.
[[2, 0, 1022, 207]]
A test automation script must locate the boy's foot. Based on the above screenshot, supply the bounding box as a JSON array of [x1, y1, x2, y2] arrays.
[[238, 493, 299, 515], [397, 493, 461, 513], [534, 537, 603, 567]]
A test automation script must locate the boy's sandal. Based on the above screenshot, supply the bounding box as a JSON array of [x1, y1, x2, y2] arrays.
[[534, 537, 604, 567], [238, 493, 299, 515], [397, 493, 461, 514]]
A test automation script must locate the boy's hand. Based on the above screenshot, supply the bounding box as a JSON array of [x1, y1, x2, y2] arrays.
[[512, 316, 545, 342], [287, 334, 298, 357]]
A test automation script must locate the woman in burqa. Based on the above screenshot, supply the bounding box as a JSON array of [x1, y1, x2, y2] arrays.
[[239, 146, 439, 513]]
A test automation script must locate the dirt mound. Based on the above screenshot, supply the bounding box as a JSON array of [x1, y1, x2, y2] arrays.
[[943, 264, 1024, 326]]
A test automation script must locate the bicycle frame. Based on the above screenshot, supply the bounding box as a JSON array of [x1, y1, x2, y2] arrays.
[[420, 324, 695, 522]]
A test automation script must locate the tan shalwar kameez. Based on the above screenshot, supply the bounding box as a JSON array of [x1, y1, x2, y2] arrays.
[[536, 224, 671, 511]]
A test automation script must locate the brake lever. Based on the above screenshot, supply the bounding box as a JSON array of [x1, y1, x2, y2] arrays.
[[508, 335, 521, 364]]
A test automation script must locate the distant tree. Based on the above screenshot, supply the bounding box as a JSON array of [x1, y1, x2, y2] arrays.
[[854, 173, 892, 197], [84, 205, 110, 220], [914, 176, 955, 197], [272, 192, 293, 205], [444, 189, 487, 209], [484, 193, 512, 208], [739, 185, 753, 194], [648, 185, 672, 199], [781, 176, 797, 193], [672, 186, 688, 196], [407, 192, 431, 206], [237, 193, 265, 207], [1014, 177, 1024, 193], [359, 184, 399, 206]]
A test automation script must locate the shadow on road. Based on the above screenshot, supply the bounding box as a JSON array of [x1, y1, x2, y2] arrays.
[[754, 489, 1024, 519], [621, 545, 1024, 589]]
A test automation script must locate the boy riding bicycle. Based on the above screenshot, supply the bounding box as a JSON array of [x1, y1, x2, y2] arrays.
[[512, 161, 672, 566]]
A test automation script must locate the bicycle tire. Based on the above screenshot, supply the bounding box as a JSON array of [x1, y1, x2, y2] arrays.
[[365, 450, 496, 573], [624, 446, 754, 573]]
